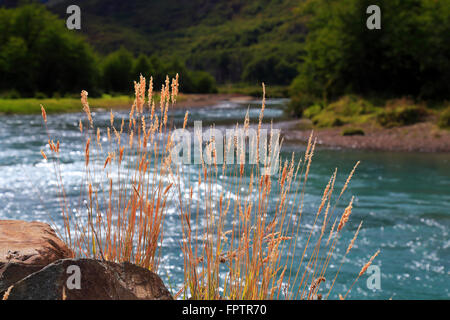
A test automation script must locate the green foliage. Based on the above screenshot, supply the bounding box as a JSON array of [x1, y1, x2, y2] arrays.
[[101, 49, 217, 94], [0, 89, 21, 99], [437, 107, 450, 129], [290, 0, 450, 115], [190, 71, 218, 94], [303, 104, 322, 119], [342, 127, 365, 136], [102, 47, 134, 94], [242, 54, 297, 85], [0, 5, 218, 97], [133, 54, 153, 80], [34, 92, 47, 99], [42, 0, 304, 85], [312, 111, 345, 128], [376, 103, 427, 128], [308, 96, 379, 127], [287, 92, 319, 117], [326, 95, 376, 116], [0, 4, 100, 96]]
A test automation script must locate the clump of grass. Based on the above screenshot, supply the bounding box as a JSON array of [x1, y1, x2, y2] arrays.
[[327, 95, 376, 116], [41, 75, 178, 272], [307, 96, 378, 128], [312, 112, 345, 127], [377, 99, 427, 128], [41, 75, 378, 300], [175, 86, 377, 300], [303, 104, 322, 119]]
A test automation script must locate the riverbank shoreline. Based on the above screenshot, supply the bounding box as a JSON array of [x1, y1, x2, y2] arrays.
[[0, 93, 254, 115], [280, 119, 450, 153], [2, 94, 448, 153], [156, 93, 254, 110], [93, 93, 256, 111]]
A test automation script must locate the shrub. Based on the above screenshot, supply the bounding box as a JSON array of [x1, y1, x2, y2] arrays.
[[102, 47, 134, 94], [327, 95, 375, 116], [438, 107, 450, 129], [287, 93, 318, 117], [377, 104, 426, 128], [34, 92, 47, 100], [52, 92, 62, 99], [303, 104, 322, 119], [192, 71, 218, 94], [342, 128, 365, 136], [312, 111, 345, 127], [0, 89, 21, 99], [301, 96, 378, 128]]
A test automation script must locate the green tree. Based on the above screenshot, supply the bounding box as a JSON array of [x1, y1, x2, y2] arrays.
[[290, 0, 450, 115], [242, 54, 297, 85], [133, 54, 152, 79], [102, 47, 134, 94], [191, 71, 218, 94], [0, 4, 100, 96], [0, 37, 30, 92], [34, 27, 99, 96], [148, 55, 165, 86]]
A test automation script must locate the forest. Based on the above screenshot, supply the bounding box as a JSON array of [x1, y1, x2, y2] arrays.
[[0, 1, 449, 116]]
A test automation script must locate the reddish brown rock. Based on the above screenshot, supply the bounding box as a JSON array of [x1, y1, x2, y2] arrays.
[[0, 220, 72, 266], [3, 259, 173, 300], [0, 220, 73, 293]]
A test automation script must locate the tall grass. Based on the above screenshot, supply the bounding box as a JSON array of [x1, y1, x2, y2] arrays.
[[41, 75, 177, 272], [40, 75, 379, 299]]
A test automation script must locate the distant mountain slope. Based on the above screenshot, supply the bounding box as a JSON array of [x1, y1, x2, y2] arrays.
[[5, 0, 306, 84]]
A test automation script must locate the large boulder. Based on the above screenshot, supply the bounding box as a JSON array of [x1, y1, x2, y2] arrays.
[[0, 220, 73, 293], [0, 220, 72, 266], [3, 259, 173, 300]]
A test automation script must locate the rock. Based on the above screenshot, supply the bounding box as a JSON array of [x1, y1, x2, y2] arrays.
[[3, 259, 173, 300], [0, 263, 43, 294], [0, 220, 73, 293], [0, 220, 73, 266]]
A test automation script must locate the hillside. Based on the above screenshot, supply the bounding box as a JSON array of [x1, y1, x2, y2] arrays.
[[19, 0, 306, 84]]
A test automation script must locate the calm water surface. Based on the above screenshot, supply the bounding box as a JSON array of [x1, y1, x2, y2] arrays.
[[0, 99, 448, 299]]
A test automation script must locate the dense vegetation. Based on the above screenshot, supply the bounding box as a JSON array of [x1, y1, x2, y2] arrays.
[[0, 4, 217, 97], [2, 0, 449, 125], [289, 0, 450, 116], [0, 5, 99, 97], [19, 0, 305, 86]]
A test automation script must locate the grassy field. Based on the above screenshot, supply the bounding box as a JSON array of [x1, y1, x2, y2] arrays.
[[0, 95, 135, 114]]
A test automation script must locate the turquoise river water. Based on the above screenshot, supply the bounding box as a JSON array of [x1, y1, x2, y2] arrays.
[[0, 99, 448, 299]]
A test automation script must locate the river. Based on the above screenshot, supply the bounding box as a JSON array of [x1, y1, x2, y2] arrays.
[[0, 98, 448, 299]]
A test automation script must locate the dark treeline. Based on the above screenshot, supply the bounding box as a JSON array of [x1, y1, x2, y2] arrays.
[[41, 0, 304, 87], [289, 0, 450, 115], [0, 4, 217, 98], [2, 0, 304, 95], [102, 48, 217, 96]]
